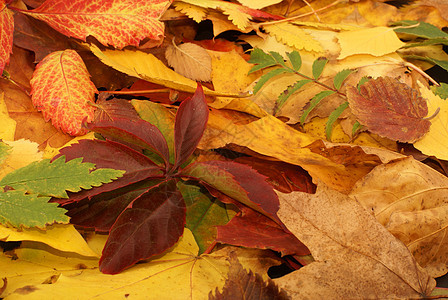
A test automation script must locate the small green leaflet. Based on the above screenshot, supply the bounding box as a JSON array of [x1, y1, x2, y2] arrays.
[[312, 58, 328, 79], [352, 121, 362, 136], [287, 51, 302, 71], [300, 90, 336, 124], [0, 191, 69, 228], [404, 55, 448, 73], [333, 69, 353, 90], [276, 79, 312, 113], [0, 156, 125, 198], [253, 68, 293, 94], [269, 51, 287, 67], [326, 101, 349, 140], [248, 48, 278, 73], [392, 20, 448, 39], [0, 141, 11, 165], [431, 83, 448, 99]]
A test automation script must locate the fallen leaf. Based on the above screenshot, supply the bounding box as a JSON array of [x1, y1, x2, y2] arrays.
[[0, 139, 42, 180], [0, 2, 14, 73], [418, 0, 448, 21], [350, 157, 448, 277], [414, 82, 448, 160], [347, 77, 431, 143], [165, 42, 212, 82], [275, 182, 436, 298], [0, 93, 16, 140], [23, 0, 171, 49], [30, 50, 97, 136]]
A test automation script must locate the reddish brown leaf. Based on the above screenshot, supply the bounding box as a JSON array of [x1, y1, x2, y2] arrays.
[[347, 77, 431, 143], [99, 180, 186, 274], [93, 97, 140, 122], [30, 49, 97, 136], [174, 84, 209, 169], [0, 2, 14, 73], [216, 209, 309, 256], [23, 0, 172, 49]]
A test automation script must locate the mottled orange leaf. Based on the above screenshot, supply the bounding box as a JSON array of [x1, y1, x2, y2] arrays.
[[0, 1, 14, 73], [23, 0, 172, 49], [347, 77, 430, 143], [30, 50, 97, 136]]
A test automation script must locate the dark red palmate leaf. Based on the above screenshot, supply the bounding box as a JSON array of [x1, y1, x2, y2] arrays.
[[87, 118, 170, 167], [173, 84, 209, 169], [100, 180, 186, 274], [52, 139, 163, 204]]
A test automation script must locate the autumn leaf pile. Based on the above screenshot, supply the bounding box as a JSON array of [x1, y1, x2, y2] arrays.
[[2, 0, 448, 298]]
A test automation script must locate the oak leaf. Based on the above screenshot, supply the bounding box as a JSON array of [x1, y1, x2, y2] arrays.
[[275, 183, 436, 298], [30, 50, 97, 136], [22, 0, 171, 49], [0, 1, 13, 73], [347, 77, 431, 143], [165, 42, 212, 82]]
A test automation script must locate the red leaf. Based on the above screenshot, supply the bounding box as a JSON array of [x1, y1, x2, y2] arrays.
[[181, 160, 282, 226], [30, 50, 97, 136], [53, 139, 163, 204], [88, 118, 170, 167], [0, 2, 14, 73], [173, 84, 208, 169], [22, 0, 172, 49], [347, 77, 431, 143], [93, 98, 141, 123], [216, 209, 309, 256], [99, 180, 186, 274]]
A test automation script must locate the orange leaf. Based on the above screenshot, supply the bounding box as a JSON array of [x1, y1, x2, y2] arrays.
[[30, 50, 97, 136], [23, 0, 172, 49], [0, 1, 14, 73], [347, 77, 430, 143]]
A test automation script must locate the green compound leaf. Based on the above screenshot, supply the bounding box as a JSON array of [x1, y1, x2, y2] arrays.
[[312, 58, 328, 79], [269, 51, 286, 67], [333, 69, 353, 90], [431, 83, 448, 99], [276, 79, 312, 113], [0, 156, 125, 198], [326, 101, 349, 140], [0, 141, 11, 166], [248, 48, 278, 73], [300, 90, 336, 124], [393, 20, 448, 39], [253, 68, 293, 95], [287, 51, 302, 71], [0, 190, 69, 228]]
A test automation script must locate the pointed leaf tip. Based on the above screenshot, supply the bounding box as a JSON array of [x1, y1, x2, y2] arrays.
[[174, 84, 208, 169]]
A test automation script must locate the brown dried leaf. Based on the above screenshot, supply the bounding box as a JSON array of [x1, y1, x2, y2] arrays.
[[165, 42, 212, 82], [350, 157, 448, 277], [275, 183, 436, 299], [347, 77, 430, 143]]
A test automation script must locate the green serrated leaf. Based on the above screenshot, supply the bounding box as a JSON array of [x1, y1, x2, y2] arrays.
[[276, 79, 312, 113], [0, 141, 11, 166], [312, 58, 328, 79], [431, 83, 448, 99], [0, 190, 69, 228], [326, 101, 349, 140], [300, 90, 336, 124], [402, 38, 448, 49], [404, 55, 448, 73], [253, 68, 293, 95], [357, 77, 370, 90], [178, 181, 234, 254], [333, 69, 353, 90], [393, 20, 448, 39], [0, 156, 125, 198], [287, 51, 302, 71], [248, 48, 277, 73], [269, 51, 286, 67]]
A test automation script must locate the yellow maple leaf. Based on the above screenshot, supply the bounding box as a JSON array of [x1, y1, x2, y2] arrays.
[[414, 83, 448, 160], [0, 93, 16, 141], [337, 26, 406, 59]]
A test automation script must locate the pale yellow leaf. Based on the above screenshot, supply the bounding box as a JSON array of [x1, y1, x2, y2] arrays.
[[0, 93, 16, 141], [173, 2, 207, 22], [0, 139, 42, 180], [0, 224, 97, 257], [414, 83, 448, 160], [291, 20, 359, 31], [337, 26, 406, 59], [235, 0, 282, 9], [263, 23, 324, 53], [165, 42, 212, 82], [42, 132, 96, 159], [89, 44, 242, 97]]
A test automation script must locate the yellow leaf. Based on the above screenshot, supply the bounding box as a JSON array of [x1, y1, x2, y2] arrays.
[[0, 139, 42, 180], [414, 83, 448, 160], [173, 2, 207, 22], [0, 92, 16, 141], [90, 44, 242, 97], [42, 132, 96, 159], [0, 224, 97, 257], [235, 0, 282, 9], [337, 26, 406, 59], [165, 42, 212, 82], [263, 23, 324, 53]]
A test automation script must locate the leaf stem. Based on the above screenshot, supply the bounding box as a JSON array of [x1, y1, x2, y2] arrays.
[[99, 89, 172, 95]]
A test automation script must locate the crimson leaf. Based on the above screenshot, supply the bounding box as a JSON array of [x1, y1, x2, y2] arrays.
[[99, 180, 185, 274], [173, 84, 209, 169]]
